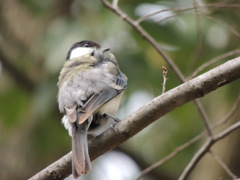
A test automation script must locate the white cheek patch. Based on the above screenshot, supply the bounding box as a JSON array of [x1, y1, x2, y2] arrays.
[[70, 47, 93, 59]]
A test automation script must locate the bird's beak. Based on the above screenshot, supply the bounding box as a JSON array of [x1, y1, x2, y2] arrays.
[[91, 50, 95, 56]]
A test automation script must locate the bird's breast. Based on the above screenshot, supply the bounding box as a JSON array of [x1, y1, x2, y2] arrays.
[[97, 93, 123, 115]]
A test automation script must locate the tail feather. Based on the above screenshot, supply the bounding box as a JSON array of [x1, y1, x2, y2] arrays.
[[72, 122, 91, 179]]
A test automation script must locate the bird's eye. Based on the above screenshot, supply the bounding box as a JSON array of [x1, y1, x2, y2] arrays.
[[84, 43, 90, 47]]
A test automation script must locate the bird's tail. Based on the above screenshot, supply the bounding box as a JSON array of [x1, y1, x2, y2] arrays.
[[72, 121, 91, 179]]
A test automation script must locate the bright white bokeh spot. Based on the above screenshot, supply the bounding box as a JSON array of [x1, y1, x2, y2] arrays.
[[118, 90, 154, 119], [206, 24, 229, 49], [135, 3, 174, 24], [101, 31, 138, 52], [65, 151, 140, 180]]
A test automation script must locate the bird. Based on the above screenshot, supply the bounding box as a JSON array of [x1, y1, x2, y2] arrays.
[[57, 40, 127, 178]]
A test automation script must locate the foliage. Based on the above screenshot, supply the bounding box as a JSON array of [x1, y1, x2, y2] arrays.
[[0, 0, 240, 180]]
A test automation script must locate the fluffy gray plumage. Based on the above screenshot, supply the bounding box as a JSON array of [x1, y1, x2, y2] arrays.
[[57, 40, 127, 178]]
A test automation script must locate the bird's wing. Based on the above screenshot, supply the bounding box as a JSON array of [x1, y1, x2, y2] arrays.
[[77, 72, 127, 124]]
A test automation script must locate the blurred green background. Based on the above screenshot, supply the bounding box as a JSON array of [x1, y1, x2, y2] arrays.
[[0, 0, 240, 180]]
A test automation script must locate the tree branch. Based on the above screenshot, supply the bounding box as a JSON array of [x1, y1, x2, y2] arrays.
[[136, 95, 240, 179], [100, 0, 215, 138], [136, 132, 203, 180], [194, 99, 213, 137], [209, 151, 238, 179], [179, 120, 240, 180], [136, 3, 240, 24], [29, 57, 240, 180], [188, 49, 240, 79], [101, 0, 185, 82]]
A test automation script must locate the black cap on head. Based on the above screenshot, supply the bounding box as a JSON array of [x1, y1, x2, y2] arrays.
[[66, 40, 101, 60]]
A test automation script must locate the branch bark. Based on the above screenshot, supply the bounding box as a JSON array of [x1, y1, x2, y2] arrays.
[[29, 57, 240, 180]]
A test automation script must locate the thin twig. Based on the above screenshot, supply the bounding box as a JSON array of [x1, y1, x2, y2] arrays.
[[112, 0, 118, 8], [189, 49, 240, 79], [156, 11, 192, 24], [161, 66, 168, 94], [214, 95, 240, 127], [179, 121, 240, 180], [214, 121, 240, 141], [152, 6, 240, 41], [209, 150, 238, 179], [204, 15, 240, 38], [136, 3, 240, 24], [155, 13, 240, 40], [179, 138, 213, 180], [136, 94, 240, 179], [136, 8, 191, 24], [136, 133, 204, 180], [194, 99, 213, 137], [188, 0, 204, 72]]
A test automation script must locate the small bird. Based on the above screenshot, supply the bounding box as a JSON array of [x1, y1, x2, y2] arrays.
[[57, 40, 127, 178]]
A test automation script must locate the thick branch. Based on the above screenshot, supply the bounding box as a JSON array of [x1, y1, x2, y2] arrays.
[[29, 57, 240, 180]]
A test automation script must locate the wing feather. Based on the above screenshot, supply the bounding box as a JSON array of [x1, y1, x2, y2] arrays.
[[77, 72, 127, 124]]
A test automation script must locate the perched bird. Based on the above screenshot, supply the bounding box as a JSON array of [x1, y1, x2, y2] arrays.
[[57, 40, 127, 178]]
